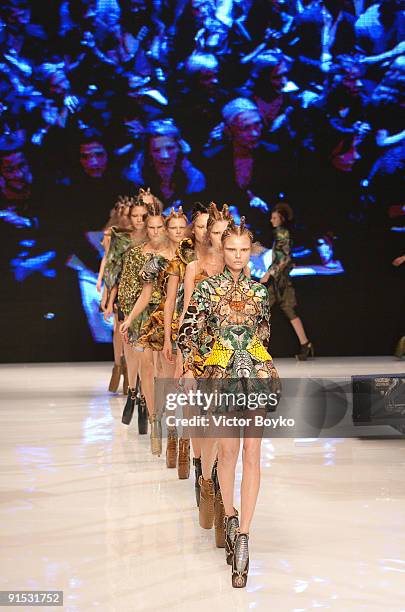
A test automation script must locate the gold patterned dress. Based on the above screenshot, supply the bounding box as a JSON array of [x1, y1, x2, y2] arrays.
[[178, 266, 280, 396], [137, 254, 172, 350], [117, 245, 160, 346]]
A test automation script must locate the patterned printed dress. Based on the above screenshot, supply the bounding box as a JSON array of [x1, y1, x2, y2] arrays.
[[267, 225, 297, 320], [165, 238, 196, 345], [178, 266, 280, 400], [137, 254, 172, 350]]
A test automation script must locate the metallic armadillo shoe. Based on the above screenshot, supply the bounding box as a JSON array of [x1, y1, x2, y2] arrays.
[[232, 532, 249, 588], [224, 513, 239, 565], [177, 438, 190, 479]]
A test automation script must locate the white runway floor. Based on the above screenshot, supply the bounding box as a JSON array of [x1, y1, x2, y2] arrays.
[[0, 358, 405, 612]]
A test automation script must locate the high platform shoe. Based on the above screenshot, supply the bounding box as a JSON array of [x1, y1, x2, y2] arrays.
[[295, 341, 315, 361], [214, 489, 225, 548], [121, 356, 129, 395], [166, 428, 178, 468], [224, 513, 239, 565], [198, 476, 215, 529], [138, 394, 148, 435], [232, 532, 249, 588], [150, 414, 162, 456], [193, 457, 202, 506], [121, 387, 136, 425], [177, 438, 190, 479], [108, 363, 121, 393]]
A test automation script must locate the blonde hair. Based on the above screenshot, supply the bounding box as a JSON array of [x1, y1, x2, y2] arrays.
[[164, 206, 188, 226], [221, 216, 254, 244], [137, 187, 163, 214], [206, 202, 233, 234]]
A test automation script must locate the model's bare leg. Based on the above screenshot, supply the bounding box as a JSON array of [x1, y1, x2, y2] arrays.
[[112, 313, 123, 365], [239, 436, 262, 533], [140, 347, 156, 418], [217, 436, 240, 516], [290, 317, 308, 345], [201, 438, 218, 481], [123, 342, 140, 389]]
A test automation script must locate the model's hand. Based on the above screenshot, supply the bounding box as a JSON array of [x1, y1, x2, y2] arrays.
[[260, 271, 270, 284], [120, 318, 131, 334], [103, 304, 113, 321], [163, 341, 174, 363], [180, 370, 197, 393]]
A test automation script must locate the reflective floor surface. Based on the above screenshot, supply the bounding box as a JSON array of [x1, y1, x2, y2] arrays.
[[0, 358, 404, 612]]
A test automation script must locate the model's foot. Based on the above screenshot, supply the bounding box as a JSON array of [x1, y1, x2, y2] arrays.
[[166, 428, 178, 468], [150, 415, 162, 456], [232, 532, 249, 588], [108, 363, 121, 393], [198, 476, 215, 529], [295, 341, 314, 361], [214, 489, 225, 548], [177, 438, 190, 479], [121, 387, 136, 425], [137, 394, 148, 435], [193, 457, 202, 507], [224, 512, 239, 565]]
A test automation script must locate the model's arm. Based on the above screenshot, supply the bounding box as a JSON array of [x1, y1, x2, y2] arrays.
[[376, 129, 405, 148], [119, 283, 153, 333], [163, 274, 180, 362], [256, 286, 271, 346], [177, 261, 197, 329], [177, 282, 210, 377]]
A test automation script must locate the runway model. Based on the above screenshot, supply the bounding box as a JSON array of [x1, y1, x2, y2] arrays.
[[104, 189, 159, 433], [259, 203, 314, 361], [120, 206, 187, 455], [177, 202, 234, 545], [178, 217, 280, 588], [98, 197, 132, 394], [162, 203, 209, 477]]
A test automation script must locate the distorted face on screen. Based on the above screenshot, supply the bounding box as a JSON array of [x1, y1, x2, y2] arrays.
[[193, 212, 209, 244], [49, 71, 71, 98], [331, 137, 361, 172], [223, 234, 251, 273], [149, 136, 179, 178], [271, 211, 283, 228], [230, 111, 262, 150], [270, 61, 289, 95], [198, 68, 219, 93], [342, 68, 363, 97], [79, 142, 108, 178], [0, 151, 32, 197]]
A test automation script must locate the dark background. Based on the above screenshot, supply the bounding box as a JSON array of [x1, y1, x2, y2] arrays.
[[0, 0, 404, 362]]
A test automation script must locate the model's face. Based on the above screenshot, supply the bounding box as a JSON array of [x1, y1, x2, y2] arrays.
[[149, 136, 179, 176], [193, 212, 209, 244], [146, 215, 165, 242], [0, 151, 32, 193], [270, 62, 288, 94], [209, 219, 229, 250], [271, 211, 282, 227], [223, 234, 251, 272], [79, 142, 108, 178], [130, 205, 147, 230], [230, 111, 262, 150], [166, 217, 187, 244]]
